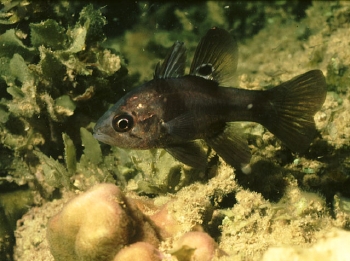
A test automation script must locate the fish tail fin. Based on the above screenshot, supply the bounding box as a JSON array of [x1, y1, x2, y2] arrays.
[[261, 70, 327, 153]]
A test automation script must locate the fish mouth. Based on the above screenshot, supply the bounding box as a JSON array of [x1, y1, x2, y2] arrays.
[[93, 113, 114, 144], [92, 125, 115, 146], [93, 130, 114, 146]]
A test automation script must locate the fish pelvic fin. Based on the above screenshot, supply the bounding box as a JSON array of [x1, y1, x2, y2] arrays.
[[261, 69, 327, 153], [205, 124, 251, 174], [165, 141, 207, 169]]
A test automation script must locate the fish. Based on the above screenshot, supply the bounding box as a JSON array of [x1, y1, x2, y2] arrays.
[[93, 27, 327, 174]]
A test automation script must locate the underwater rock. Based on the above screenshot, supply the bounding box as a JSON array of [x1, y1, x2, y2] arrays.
[[0, 188, 34, 261], [47, 183, 162, 261], [0, 204, 15, 261], [262, 229, 350, 261], [333, 194, 350, 230]]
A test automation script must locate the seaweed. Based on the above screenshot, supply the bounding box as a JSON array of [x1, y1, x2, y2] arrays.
[[0, 3, 126, 196]]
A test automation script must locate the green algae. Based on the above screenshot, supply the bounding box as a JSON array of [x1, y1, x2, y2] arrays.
[[30, 19, 68, 50], [34, 150, 72, 189], [0, 3, 126, 194], [0, 29, 36, 60], [112, 147, 203, 194], [80, 127, 102, 165], [62, 133, 76, 175]]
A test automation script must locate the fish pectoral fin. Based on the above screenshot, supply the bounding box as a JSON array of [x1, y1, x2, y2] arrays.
[[189, 27, 238, 86], [205, 124, 252, 174], [154, 41, 187, 79], [166, 141, 207, 169], [162, 113, 198, 140]]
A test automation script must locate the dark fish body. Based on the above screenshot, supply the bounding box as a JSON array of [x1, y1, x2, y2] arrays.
[[95, 76, 255, 146], [94, 27, 327, 172]]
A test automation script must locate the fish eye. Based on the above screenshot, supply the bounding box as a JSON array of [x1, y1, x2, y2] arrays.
[[112, 114, 134, 132]]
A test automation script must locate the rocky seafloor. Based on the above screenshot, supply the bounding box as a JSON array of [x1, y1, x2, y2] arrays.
[[1, 1, 350, 261]]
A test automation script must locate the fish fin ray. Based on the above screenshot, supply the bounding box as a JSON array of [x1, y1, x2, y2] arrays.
[[154, 41, 187, 79], [205, 124, 251, 173], [190, 27, 238, 86], [261, 69, 327, 153], [163, 113, 198, 140], [166, 141, 207, 169]]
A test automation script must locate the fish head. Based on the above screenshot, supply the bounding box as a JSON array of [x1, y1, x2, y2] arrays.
[[93, 81, 167, 149]]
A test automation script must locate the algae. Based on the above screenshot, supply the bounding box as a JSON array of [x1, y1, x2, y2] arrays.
[[0, 3, 127, 192], [62, 133, 76, 175], [113, 147, 203, 194], [0, 4, 129, 257]]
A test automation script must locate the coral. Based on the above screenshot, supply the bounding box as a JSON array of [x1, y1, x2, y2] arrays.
[[47, 183, 162, 261], [46, 183, 223, 261], [113, 242, 162, 261], [151, 202, 185, 239], [218, 178, 333, 260], [45, 162, 237, 261], [171, 231, 217, 261], [13, 162, 349, 261]]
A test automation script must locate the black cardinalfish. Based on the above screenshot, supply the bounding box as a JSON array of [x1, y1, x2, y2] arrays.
[[93, 27, 327, 173]]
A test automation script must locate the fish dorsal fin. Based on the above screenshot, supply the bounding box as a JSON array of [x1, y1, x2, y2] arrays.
[[154, 41, 187, 79], [190, 27, 238, 86]]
